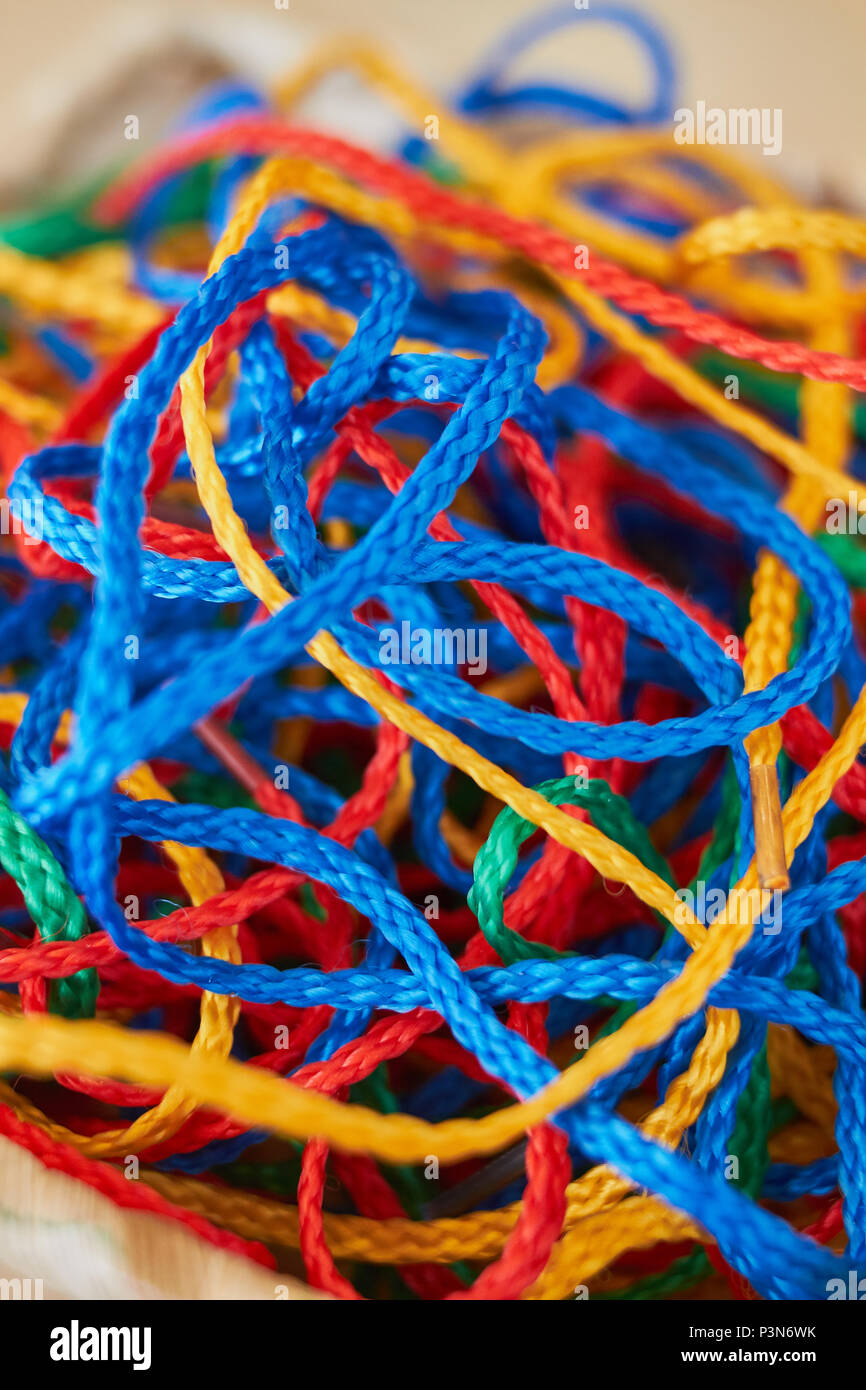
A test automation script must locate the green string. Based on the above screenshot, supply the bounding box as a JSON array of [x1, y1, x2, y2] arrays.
[[816, 531, 866, 587], [468, 771, 785, 1299], [0, 163, 214, 258], [176, 768, 256, 811], [468, 775, 673, 965], [697, 347, 866, 590], [696, 348, 866, 440], [599, 1042, 772, 1300], [222, 1153, 304, 1196], [0, 787, 96, 1017]]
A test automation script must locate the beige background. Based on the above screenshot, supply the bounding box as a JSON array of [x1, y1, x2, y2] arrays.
[[0, 0, 865, 204], [0, 1135, 329, 1299]]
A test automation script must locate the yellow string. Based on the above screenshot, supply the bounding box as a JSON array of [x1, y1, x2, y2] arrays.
[[0, 693, 240, 1157], [0, 244, 160, 336], [0, 41, 863, 1291]]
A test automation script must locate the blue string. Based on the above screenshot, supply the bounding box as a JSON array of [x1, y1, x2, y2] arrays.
[[5, 137, 864, 1297]]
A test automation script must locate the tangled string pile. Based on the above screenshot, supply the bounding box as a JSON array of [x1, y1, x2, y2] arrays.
[[3, 5, 866, 1299]]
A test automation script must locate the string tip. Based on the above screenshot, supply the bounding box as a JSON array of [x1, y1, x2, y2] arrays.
[[750, 762, 790, 894]]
